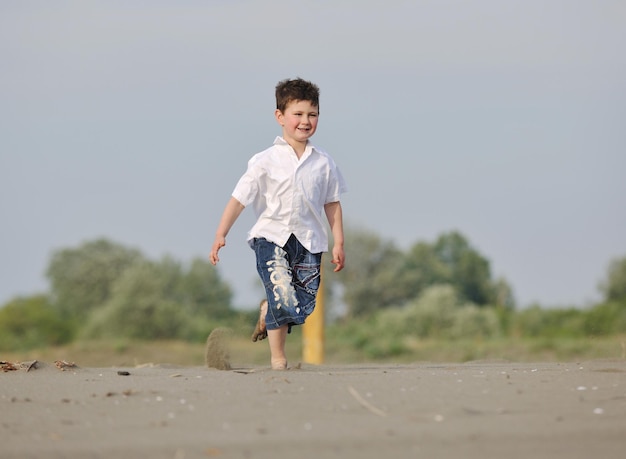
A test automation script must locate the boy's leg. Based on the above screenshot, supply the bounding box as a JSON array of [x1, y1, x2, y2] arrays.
[[268, 325, 289, 370], [288, 235, 323, 320], [252, 236, 321, 369], [253, 238, 303, 328]]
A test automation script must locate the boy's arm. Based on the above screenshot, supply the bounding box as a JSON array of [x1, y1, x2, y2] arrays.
[[210, 197, 245, 265], [324, 201, 345, 272]]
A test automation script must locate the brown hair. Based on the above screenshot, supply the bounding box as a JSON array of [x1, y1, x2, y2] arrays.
[[275, 78, 320, 113]]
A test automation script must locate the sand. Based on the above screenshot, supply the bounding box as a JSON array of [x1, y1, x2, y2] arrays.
[[2, 359, 626, 459]]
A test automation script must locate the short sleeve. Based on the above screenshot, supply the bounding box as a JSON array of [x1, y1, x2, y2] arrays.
[[324, 161, 348, 204], [231, 161, 259, 207]]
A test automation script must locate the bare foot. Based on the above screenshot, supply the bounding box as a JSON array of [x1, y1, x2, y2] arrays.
[[271, 358, 288, 370], [251, 299, 268, 342]]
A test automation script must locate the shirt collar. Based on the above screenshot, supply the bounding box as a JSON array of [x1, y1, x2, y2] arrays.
[[273, 136, 317, 157]]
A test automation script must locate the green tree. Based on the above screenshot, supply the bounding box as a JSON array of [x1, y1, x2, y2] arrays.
[[336, 228, 512, 318], [83, 259, 190, 340], [338, 228, 404, 317], [492, 277, 516, 310], [0, 295, 73, 350], [600, 256, 626, 303], [46, 238, 144, 322], [432, 231, 495, 305], [583, 301, 626, 335], [396, 241, 450, 301], [179, 258, 233, 320], [83, 256, 234, 340]]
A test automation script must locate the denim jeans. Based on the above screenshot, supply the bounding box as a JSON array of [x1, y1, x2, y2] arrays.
[[252, 234, 322, 331]]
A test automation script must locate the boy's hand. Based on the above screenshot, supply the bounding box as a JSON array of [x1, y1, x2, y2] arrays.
[[210, 237, 226, 265], [330, 245, 345, 272]]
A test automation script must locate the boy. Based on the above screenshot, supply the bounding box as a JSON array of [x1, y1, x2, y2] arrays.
[[210, 78, 347, 370]]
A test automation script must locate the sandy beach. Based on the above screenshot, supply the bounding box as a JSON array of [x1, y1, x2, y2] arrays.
[[2, 359, 626, 459]]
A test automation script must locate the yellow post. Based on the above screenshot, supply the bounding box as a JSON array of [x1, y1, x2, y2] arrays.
[[303, 264, 324, 364]]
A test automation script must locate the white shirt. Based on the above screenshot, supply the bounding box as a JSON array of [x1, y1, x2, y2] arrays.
[[232, 136, 348, 253]]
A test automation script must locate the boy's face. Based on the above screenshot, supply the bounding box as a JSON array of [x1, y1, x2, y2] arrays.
[[275, 99, 319, 147]]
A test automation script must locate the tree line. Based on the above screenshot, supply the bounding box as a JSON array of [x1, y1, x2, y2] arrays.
[[0, 239, 235, 349], [1, 231, 625, 351], [335, 229, 514, 317]]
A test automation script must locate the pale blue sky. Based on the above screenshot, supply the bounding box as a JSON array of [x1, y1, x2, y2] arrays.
[[1, 0, 625, 309]]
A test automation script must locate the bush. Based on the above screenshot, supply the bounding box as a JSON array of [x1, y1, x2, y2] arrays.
[[81, 257, 238, 341], [82, 260, 191, 340], [390, 285, 458, 338], [583, 301, 626, 335], [377, 285, 502, 340], [511, 306, 586, 338], [0, 295, 74, 350], [448, 305, 500, 340]]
